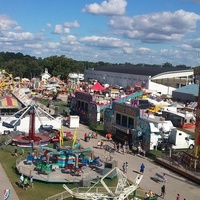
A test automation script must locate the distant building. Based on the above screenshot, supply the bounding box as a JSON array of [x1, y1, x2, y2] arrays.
[[84, 66, 193, 95], [172, 84, 198, 103], [104, 101, 155, 153], [41, 68, 51, 82]]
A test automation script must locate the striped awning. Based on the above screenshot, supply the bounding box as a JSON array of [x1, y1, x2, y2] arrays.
[[0, 95, 21, 108]]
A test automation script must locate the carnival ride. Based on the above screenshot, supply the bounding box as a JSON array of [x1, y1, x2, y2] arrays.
[[0, 69, 14, 94], [31, 146, 92, 175], [63, 167, 143, 200], [1, 101, 62, 147]]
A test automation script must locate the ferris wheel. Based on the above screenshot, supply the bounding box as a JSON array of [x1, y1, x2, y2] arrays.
[[63, 167, 143, 200]]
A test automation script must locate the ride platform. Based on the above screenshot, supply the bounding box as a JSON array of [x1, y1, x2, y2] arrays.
[[12, 134, 50, 147], [16, 159, 103, 183]]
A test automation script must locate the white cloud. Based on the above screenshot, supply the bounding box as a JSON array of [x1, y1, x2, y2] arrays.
[[46, 23, 52, 28], [64, 20, 80, 28], [53, 24, 63, 34], [0, 14, 18, 31], [48, 42, 60, 49], [24, 43, 43, 49], [1, 31, 35, 41], [82, 0, 127, 16], [123, 47, 133, 54], [14, 26, 22, 31], [179, 44, 193, 51], [61, 35, 79, 45], [63, 28, 70, 34], [187, 38, 200, 49], [109, 9, 200, 43], [138, 47, 151, 53], [53, 25, 70, 34], [80, 36, 130, 48]]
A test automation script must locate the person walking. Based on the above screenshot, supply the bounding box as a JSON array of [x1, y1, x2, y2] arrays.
[[122, 162, 126, 173], [160, 185, 166, 199], [14, 147, 18, 157], [149, 190, 153, 198], [29, 176, 34, 188], [125, 162, 128, 173], [23, 176, 29, 190], [19, 174, 24, 188], [176, 194, 181, 200], [84, 133, 87, 142], [140, 163, 145, 173], [163, 173, 167, 182]]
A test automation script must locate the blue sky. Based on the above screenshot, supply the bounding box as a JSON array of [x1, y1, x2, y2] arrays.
[[1, 0, 200, 66]]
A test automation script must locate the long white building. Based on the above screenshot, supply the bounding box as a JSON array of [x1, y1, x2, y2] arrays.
[[84, 65, 194, 95]]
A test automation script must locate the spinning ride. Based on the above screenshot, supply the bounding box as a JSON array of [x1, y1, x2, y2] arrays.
[[2, 102, 61, 147]]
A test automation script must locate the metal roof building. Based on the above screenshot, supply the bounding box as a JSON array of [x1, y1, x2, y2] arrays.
[[172, 84, 198, 103], [84, 65, 194, 95]]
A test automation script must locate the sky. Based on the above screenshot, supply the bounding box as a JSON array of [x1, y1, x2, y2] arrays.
[[1, 0, 200, 67]]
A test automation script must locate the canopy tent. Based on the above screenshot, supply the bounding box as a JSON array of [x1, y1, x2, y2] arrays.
[[0, 95, 21, 108], [91, 82, 105, 91]]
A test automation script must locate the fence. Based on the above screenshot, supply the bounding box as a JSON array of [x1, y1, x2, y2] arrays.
[[155, 150, 200, 183]]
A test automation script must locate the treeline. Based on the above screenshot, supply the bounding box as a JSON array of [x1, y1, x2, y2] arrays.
[[0, 52, 190, 81]]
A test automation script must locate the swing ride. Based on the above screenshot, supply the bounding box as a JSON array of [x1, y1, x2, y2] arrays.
[[1, 102, 62, 147]]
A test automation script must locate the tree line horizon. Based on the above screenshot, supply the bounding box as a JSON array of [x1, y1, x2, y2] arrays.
[[0, 51, 191, 81]]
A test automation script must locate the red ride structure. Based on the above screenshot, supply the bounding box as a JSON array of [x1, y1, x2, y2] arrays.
[[27, 105, 42, 141], [194, 67, 200, 157], [3, 104, 52, 147]]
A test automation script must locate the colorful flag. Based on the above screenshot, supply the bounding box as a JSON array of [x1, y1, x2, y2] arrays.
[[4, 189, 10, 200]]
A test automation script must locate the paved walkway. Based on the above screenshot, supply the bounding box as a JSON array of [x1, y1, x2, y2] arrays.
[[0, 163, 19, 200], [65, 124, 200, 200]]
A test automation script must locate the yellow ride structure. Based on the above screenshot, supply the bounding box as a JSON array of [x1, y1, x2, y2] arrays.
[[0, 69, 14, 95]]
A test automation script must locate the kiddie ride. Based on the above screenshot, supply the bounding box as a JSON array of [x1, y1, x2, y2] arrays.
[[63, 167, 143, 200], [1, 102, 62, 147], [31, 145, 103, 176]]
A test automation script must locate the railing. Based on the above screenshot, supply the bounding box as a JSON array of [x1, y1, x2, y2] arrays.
[[155, 150, 200, 183]]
